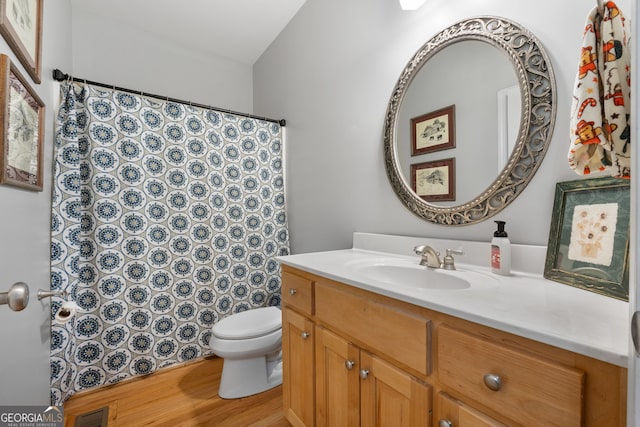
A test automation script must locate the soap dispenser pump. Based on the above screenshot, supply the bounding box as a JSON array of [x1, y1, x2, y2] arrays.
[[491, 220, 511, 276]]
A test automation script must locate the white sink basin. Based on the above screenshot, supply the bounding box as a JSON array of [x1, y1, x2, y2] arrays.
[[346, 257, 498, 292], [357, 263, 470, 290]]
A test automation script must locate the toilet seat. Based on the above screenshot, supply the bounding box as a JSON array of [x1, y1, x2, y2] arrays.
[[212, 306, 281, 340]]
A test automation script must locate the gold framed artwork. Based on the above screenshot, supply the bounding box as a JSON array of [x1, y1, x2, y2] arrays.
[[544, 177, 630, 301], [411, 105, 455, 156], [0, 0, 42, 83], [410, 158, 455, 202], [0, 54, 44, 191]]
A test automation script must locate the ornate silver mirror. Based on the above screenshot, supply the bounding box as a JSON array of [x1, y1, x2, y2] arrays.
[[383, 16, 556, 225]]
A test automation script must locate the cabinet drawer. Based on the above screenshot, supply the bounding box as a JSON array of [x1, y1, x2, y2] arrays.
[[282, 268, 314, 316], [315, 282, 431, 375], [437, 392, 507, 427], [437, 325, 584, 427]]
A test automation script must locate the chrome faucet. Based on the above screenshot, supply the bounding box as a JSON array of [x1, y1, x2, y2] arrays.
[[413, 245, 441, 268], [414, 246, 465, 270], [442, 249, 465, 270]]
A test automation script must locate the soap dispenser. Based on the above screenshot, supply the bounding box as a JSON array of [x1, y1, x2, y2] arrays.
[[491, 220, 511, 275]]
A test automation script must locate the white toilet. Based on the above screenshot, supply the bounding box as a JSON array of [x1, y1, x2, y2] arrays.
[[209, 306, 283, 399]]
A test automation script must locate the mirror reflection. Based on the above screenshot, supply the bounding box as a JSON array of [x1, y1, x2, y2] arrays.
[[397, 40, 520, 206]]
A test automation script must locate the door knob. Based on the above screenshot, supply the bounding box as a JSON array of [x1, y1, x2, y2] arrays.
[[345, 360, 356, 370], [300, 331, 310, 339], [359, 369, 369, 380], [0, 282, 29, 311]]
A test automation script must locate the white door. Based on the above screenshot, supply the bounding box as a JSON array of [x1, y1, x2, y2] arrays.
[[0, 185, 52, 405], [0, 0, 72, 405]]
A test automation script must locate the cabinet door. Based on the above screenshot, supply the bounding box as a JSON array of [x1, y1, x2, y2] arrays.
[[283, 308, 315, 427], [360, 351, 432, 427], [436, 392, 507, 427], [316, 327, 360, 427]]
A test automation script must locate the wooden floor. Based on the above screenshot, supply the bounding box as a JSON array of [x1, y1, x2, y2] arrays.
[[63, 356, 291, 427]]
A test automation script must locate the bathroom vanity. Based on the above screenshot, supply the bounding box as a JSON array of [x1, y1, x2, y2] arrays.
[[278, 233, 628, 426]]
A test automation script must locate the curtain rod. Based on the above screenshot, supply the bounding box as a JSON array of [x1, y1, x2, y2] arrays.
[[52, 69, 286, 127]]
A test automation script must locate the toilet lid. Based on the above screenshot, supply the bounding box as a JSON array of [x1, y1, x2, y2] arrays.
[[212, 306, 282, 339]]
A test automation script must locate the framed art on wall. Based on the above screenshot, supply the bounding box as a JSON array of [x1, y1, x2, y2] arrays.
[[0, 0, 42, 83], [410, 105, 455, 156], [0, 54, 44, 191], [544, 177, 630, 301], [410, 158, 455, 202]]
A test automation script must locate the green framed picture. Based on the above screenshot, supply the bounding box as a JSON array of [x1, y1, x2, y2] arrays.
[[544, 177, 630, 301]]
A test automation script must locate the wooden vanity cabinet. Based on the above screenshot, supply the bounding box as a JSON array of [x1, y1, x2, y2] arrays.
[[280, 265, 627, 427], [282, 268, 316, 427], [316, 326, 432, 426], [282, 266, 433, 427]]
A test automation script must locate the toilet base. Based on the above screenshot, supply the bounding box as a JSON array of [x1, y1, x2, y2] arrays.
[[218, 351, 283, 399]]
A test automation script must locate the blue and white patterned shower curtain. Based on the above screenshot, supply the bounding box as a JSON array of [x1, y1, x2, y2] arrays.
[[50, 82, 289, 404]]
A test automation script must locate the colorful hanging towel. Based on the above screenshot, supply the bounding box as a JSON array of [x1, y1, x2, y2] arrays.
[[568, 1, 631, 178]]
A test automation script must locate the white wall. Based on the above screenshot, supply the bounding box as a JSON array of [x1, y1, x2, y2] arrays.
[[0, 0, 72, 405], [253, 0, 632, 254], [70, 3, 254, 113]]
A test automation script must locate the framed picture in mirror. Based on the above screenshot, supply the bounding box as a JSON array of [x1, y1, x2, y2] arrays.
[[544, 177, 630, 301], [411, 105, 455, 156], [411, 158, 455, 202], [0, 54, 44, 191], [0, 0, 42, 83]]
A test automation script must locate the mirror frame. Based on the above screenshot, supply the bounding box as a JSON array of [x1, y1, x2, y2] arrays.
[[383, 16, 556, 225]]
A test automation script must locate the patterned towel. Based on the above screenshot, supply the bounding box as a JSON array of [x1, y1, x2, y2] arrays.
[[568, 1, 631, 178]]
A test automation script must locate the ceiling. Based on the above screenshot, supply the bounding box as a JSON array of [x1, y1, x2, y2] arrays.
[[69, 0, 307, 66]]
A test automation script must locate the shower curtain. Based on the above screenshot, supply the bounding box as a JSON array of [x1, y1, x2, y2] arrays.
[[49, 82, 289, 404]]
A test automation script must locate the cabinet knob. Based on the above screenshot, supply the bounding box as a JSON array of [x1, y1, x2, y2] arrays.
[[483, 373, 502, 391], [289, 288, 297, 296], [345, 360, 356, 370], [438, 420, 453, 427], [359, 369, 369, 380], [300, 331, 310, 339]]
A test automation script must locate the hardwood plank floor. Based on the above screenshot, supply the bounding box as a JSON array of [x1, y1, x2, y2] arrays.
[[63, 356, 290, 427]]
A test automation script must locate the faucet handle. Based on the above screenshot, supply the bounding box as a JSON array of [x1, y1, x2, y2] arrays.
[[446, 248, 464, 257], [442, 248, 464, 270]]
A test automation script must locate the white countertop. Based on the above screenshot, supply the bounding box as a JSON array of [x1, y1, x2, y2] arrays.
[[277, 233, 630, 367]]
